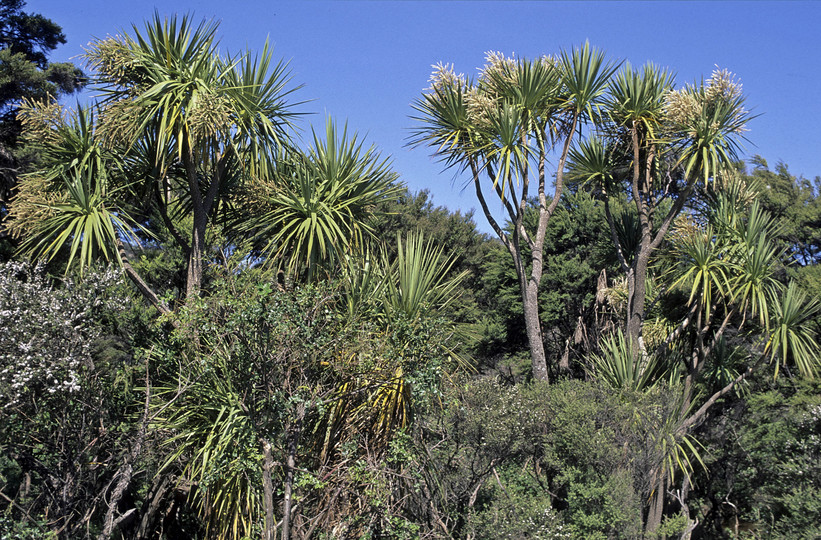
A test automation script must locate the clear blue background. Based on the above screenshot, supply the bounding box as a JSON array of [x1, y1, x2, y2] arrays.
[[26, 0, 821, 233]]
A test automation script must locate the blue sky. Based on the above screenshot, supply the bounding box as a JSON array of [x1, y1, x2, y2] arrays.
[[26, 0, 821, 233]]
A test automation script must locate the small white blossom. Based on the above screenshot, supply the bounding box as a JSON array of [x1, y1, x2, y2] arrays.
[[0, 262, 125, 406]]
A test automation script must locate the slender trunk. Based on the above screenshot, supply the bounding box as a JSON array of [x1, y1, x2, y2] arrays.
[[616, 127, 701, 357], [681, 308, 705, 413], [677, 476, 697, 540], [679, 360, 758, 434], [181, 137, 216, 300], [517, 114, 576, 383], [117, 240, 171, 315], [282, 438, 295, 540], [472, 161, 548, 380], [156, 179, 191, 256], [527, 208, 548, 381], [186, 214, 207, 299], [522, 277, 548, 381], [99, 463, 138, 539], [627, 249, 650, 351], [645, 474, 666, 536], [282, 404, 305, 540], [626, 124, 652, 353], [135, 476, 171, 539], [262, 440, 276, 540]]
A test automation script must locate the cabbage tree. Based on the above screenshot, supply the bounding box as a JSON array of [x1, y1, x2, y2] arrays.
[[9, 14, 300, 304], [412, 43, 616, 381], [569, 65, 751, 354]]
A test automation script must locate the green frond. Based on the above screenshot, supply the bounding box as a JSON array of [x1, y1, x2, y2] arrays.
[[645, 394, 706, 486], [558, 41, 619, 122], [339, 251, 384, 320], [607, 62, 675, 138], [241, 118, 401, 277], [666, 69, 752, 186], [706, 336, 750, 396], [588, 328, 678, 391], [16, 170, 141, 275], [155, 357, 262, 540], [671, 225, 730, 321], [381, 231, 469, 322], [409, 76, 477, 170], [222, 38, 305, 180], [87, 13, 299, 187], [767, 282, 821, 378], [566, 137, 619, 189]]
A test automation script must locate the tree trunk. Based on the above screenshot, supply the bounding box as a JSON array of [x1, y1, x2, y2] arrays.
[[181, 137, 219, 301], [624, 125, 656, 358], [117, 240, 171, 315], [522, 279, 548, 381], [282, 404, 305, 540], [677, 476, 697, 540], [468, 152, 552, 383], [262, 440, 276, 540], [135, 475, 171, 539], [626, 250, 650, 352], [186, 215, 207, 299], [645, 474, 666, 536], [99, 461, 136, 539]]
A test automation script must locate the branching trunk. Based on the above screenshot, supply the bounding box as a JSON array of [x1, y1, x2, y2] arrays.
[[181, 138, 208, 300], [470, 113, 579, 382], [618, 124, 704, 359], [182, 142, 226, 300], [155, 179, 191, 256], [469, 158, 550, 380], [679, 359, 759, 434]]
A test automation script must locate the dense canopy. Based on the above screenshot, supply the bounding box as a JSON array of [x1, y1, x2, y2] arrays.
[[1, 4, 820, 540]]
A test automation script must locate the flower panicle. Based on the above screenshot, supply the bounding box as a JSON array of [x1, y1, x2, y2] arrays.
[[427, 62, 465, 94]]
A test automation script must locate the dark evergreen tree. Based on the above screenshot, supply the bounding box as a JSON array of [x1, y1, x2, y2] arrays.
[[748, 157, 821, 296], [0, 0, 84, 237]]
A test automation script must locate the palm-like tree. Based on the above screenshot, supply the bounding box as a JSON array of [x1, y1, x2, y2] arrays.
[[663, 189, 818, 534], [318, 231, 469, 458], [10, 105, 129, 268], [236, 118, 401, 278], [8, 102, 174, 310], [585, 177, 820, 533], [604, 63, 675, 349], [9, 14, 301, 304], [569, 65, 752, 357], [411, 43, 617, 381], [668, 193, 790, 406], [86, 14, 300, 298]]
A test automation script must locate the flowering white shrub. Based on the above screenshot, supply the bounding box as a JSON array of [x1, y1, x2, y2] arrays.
[[0, 261, 125, 406]]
